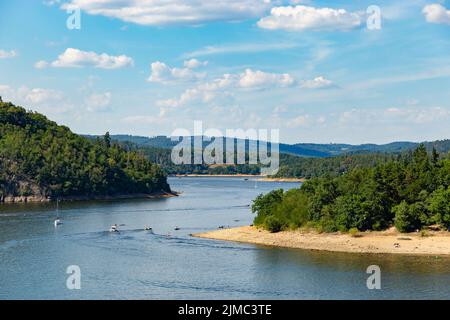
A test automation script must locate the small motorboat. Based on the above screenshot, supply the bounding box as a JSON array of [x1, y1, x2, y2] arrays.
[[54, 200, 62, 227], [109, 224, 119, 233], [144, 226, 153, 231], [174, 226, 180, 231]]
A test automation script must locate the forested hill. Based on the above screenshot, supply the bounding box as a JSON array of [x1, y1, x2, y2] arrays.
[[0, 101, 170, 202], [92, 134, 450, 158], [253, 145, 450, 233]]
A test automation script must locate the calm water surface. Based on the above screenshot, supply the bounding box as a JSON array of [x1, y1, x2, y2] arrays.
[[0, 177, 449, 299]]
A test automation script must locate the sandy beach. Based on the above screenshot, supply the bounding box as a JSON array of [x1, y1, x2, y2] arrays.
[[173, 174, 259, 178], [193, 226, 450, 256], [173, 175, 305, 182], [257, 177, 306, 182]]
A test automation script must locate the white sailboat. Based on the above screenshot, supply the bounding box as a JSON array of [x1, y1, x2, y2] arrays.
[[54, 199, 62, 227]]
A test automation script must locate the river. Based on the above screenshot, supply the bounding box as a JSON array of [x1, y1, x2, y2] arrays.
[[0, 177, 449, 299]]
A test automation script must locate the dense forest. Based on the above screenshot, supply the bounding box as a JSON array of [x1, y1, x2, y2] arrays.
[[0, 100, 170, 201], [108, 135, 450, 178], [252, 145, 450, 233], [111, 139, 263, 175], [107, 134, 450, 158], [274, 153, 398, 179]]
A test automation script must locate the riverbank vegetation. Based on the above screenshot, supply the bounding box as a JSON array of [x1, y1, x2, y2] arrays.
[[0, 101, 170, 201], [252, 145, 450, 233]]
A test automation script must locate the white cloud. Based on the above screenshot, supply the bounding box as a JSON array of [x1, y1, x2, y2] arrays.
[[184, 58, 208, 69], [0, 85, 14, 99], [148, 60, 207, 83], [43, 0, 60, 6], [34, 60, 49, 69], [85, 92, 112, 112], [36, 48, 134, 69], [0, 85, 64, 105], [156, 68, 296, 108], [0, 84, 74, 116], [0, 50, 17, 59], [287, 115, 311, 128], [182, 42, 299, 58], [384, 107, 450, 124], [23, 88, 64, 104], [238, 69, 295, 88], [62, 0, 273, 26], [300, 76, 334, 89], [423, 3, 450, 25], [257, 5, 362, 31]]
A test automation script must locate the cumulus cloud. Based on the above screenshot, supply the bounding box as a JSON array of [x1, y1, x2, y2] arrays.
[[148, 59, 207, 83], [257, 5, 362, 31], [85, 92, 112, 112], [238, 69, 295, 88], [36, 48, 134, 69], [0, 50, 17, 59], [156, 68, 296, 108], [300, 76, 334, 89], [423, 3, 450, 25], [61, 0, 273, 26], [24, 88, 64, 104], [184, 58, 208, 69], [0, 84, 75, 116], [0, 85, 64, 105]]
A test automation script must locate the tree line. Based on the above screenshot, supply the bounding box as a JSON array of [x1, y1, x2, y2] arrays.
[[0, 101, 170, 200], [252, 145, 450, 233]]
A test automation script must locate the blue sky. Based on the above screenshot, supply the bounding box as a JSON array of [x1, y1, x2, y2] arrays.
[[1, 0, 450, 144]]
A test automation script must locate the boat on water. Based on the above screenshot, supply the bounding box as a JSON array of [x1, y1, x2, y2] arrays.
[[109, 224, 119, 233], [53, 199, 62, 227], [144, 226, 152, 231]]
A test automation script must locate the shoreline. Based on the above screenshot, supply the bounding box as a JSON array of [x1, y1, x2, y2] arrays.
[[173, 174, 260, 178], [257, 177, 305, 182], [172, 174, 305, 182], [0, 191, 178, 204], [193, 226, 450, 256]]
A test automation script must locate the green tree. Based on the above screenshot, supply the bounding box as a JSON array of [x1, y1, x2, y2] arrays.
[[428, 186, 450, 229]]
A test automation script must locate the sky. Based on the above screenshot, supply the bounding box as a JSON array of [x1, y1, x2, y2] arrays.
[[0, 0, 450, 144]]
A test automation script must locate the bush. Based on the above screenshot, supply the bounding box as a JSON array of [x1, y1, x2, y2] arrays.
[[252, 189, 284, 226], [317, 218, 337, 233], [428, 186, 450, 230], [348, 227, 360, 237], [393, 201, 425, 232], [264, 216, 284, 233]]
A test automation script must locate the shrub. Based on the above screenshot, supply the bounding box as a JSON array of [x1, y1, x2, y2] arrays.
[[348, 227, 360, 237], [264, 216, 284, 233], [393, 201, 424, 232], [428, 186, 450, 230]]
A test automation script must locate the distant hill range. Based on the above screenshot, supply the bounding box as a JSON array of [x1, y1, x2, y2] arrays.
[[85, 134, 450, 158]]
